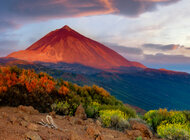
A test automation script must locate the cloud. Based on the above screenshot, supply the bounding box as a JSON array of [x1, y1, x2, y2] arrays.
[[142, 43, 184, 51], [112, 0, 180, 17], [0, 40, 19, 56], [104, 42, 144, 61], [0, 0, 180, 31], [106, 43, 143, 54], [143, 53, 190, 64], [0, 20, 19, 31]]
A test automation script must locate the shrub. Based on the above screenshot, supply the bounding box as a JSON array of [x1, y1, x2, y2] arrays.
[[85, 102, 100, 118], [169, 111, 186, 124], [183, 111, 190, 122], [157, 123, 190, 140], [144, 109, 170, 131], [117, 118, 130, 130], [110, 115, 130, 130], [99, 104, 136, 118], [136, 136, 142, 140], [58, 85, 69, 95], [99, 109, 128, 127], [51, 101, 70, 115]]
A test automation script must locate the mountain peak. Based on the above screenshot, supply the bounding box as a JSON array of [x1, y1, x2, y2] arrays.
[[61, 25, 72, 31], [7, 26, 146, 69]]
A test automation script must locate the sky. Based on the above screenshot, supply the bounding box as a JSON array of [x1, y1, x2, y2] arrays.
[[0, 0, 190, 73]]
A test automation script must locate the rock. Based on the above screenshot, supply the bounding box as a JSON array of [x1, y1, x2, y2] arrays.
[[125, 130, 142, 137], [49, 111, 56, 118], [25, 131, 42, 140], [75, 104, 87, 120], [96, 135, 104, 140], [8, 115, 17, 124], [95, 120, 102, 126], [74, 118, 84, 125], [27, 123, 38, 131], [1, 112, 8, 118], [69, 131, 83, 140], [56, 115, 63, 120], [85, 118, 94, 125], [86, 126, 101, 138], [20, 120, 28, 127], [98, 134, 115, 140], [129, 120, 153, 138], [18, 105, 39, 115], [23, 115, 30, 122]]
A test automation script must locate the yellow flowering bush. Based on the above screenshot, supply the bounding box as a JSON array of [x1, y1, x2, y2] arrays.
[[169, 111, 186, 124], [144, 109, 190, 139], [99, 109, 128, 127], [144, 109, 170, 131], [157, 123, 190, 140]]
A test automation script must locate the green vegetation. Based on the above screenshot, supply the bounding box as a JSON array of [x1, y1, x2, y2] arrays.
[[136, 136, 142, 140], [0, 66, 136, 123], [99, 109, 128, 127], [144, 109, 190, 139]]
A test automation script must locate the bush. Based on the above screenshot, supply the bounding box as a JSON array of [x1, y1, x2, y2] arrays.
[[85, 102, 100, 118], [169, 111, 187, 124], [144, 109, 188, 132], [144, 109, 170, 131], [117, 118, 130, 130], [136, 136, 142, 140], [157, 123, 190, 140], [51, 101, 70, 115], [183, 111, 190, 122], [99, 109, 128, 127], [99, 104, 136, 118]]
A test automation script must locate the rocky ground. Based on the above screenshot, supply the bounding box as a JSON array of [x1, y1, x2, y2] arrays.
[[0, 106, 163, 140]]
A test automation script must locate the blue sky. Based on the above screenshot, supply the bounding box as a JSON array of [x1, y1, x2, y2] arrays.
[[0, 0, 190, 72]]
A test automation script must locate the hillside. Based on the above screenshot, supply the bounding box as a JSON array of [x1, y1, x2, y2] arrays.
[[1, 58, 190, 111]]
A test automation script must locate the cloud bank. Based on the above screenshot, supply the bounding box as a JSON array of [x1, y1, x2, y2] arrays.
[[0, 0, 180, 31]]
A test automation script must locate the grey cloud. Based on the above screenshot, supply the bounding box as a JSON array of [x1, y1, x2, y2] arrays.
[[142, 43, 184, 51], [0, 40, 19, 56], [143, 53, 190, 64], [105, 43, 143, 55], [0, 0, 181, 31], [113, 0, 180, 17], [0, 20, 19, 31]]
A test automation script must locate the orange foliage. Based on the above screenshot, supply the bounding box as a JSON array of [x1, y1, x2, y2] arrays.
[[0, 67, 19, 93], [0, 67, 55, 94], [59, 85, 69, 95], [92, 85, 110, 97]]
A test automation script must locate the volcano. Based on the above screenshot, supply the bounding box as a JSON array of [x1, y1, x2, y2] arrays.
[[7, 25, 146, 69]]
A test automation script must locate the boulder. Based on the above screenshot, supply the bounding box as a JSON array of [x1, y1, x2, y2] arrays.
[[75, 104, 87, 120], [20, 120, 28, 127], [27, 123, 39, 131], [95, 120, 102, 126], [69, 131, 83, 140], [86, 126, 101, 138], [18, 105, 39, 115], [8, 115, 17, 124], [129, 120, 153, 139], [25, 131, 42, 140], [125, 130, 142, 137]]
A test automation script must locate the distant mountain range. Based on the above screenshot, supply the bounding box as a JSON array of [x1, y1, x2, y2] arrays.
[[1, 25, 190, 111]]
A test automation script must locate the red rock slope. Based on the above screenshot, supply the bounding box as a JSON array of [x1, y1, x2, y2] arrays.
[[7, 25, 146, 69]]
